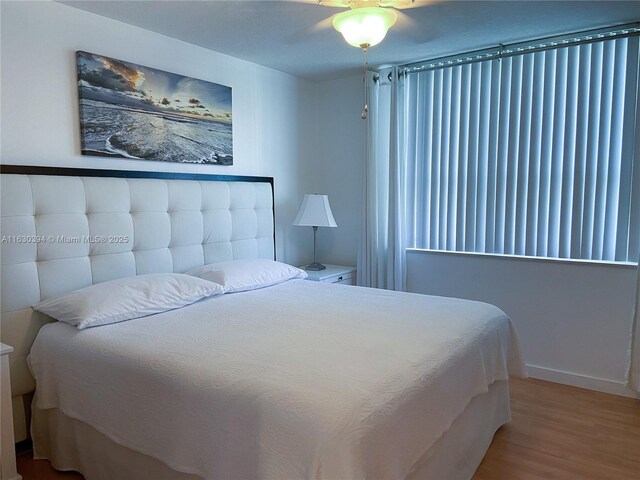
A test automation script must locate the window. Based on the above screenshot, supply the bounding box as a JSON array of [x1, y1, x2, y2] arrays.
[[403, 31, 640, 263]]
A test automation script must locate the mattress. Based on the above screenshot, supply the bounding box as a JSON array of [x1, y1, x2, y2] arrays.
[[29, 280, 525, 479]]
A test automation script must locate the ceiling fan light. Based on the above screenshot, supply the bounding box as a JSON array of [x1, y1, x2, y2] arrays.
[[332, 7, 397, 48]]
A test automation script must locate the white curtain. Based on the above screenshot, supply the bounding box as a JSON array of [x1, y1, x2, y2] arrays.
[[628, 261, 640, 392], [358, 67, 407, 290], [626, 77, 640, 392]]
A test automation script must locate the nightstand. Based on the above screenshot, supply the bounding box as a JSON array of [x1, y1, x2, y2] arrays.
[[1, 343, 21, 480], [303, 265, 356, 285]]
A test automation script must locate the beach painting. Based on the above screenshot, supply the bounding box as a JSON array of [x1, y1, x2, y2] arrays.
[[76, 51, 233, 165]]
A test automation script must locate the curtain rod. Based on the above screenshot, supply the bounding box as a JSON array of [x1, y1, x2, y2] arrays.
[[400, 21, 640, 75]]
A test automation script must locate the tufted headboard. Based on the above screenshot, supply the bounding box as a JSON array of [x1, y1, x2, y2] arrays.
[[0, 165, 275, 441]]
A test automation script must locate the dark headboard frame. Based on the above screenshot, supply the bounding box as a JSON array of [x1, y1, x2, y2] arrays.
[[0, 165, 276, 259]]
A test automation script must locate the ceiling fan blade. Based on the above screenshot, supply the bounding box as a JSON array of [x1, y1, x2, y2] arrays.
[[394, 10, 419, 30], [381, 0, 441, 9], [392, 9, 437, 44], [318, 1, 351, 7], [312, 0, 440, 9], [285, 15, 336, 44], [285, 0, 438, 7], [308, 15, 336, 33], [379, 0, 413, 7]]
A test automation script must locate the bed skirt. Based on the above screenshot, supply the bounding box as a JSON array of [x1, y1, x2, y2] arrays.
[[32, 380, 510, 480]]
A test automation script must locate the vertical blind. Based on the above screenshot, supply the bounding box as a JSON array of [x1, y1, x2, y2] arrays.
[[404, 34, 640, 262]]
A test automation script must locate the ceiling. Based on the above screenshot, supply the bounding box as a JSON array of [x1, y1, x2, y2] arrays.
[[60, 0, 640, 81]]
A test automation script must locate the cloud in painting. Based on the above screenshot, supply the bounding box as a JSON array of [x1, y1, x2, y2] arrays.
[[77, 52, 146, 95], [99, 56, 145, 90], [78, 64, 138, 93], [176, 78, 231, 112], [77, 52, 232, 124]]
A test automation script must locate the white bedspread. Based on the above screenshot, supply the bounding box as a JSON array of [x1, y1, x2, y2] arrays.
[[29, 280, 525, 480]]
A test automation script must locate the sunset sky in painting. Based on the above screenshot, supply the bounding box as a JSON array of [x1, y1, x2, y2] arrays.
[[77, 51, 232, 123]]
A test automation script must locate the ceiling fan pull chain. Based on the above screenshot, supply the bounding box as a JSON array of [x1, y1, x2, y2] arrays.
[[361, 46, 369, 120]]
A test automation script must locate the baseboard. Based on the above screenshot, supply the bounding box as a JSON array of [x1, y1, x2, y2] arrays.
[[526, 364, 640, 399]]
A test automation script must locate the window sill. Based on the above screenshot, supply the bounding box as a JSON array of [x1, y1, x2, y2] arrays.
[[406, 248, 638, 268]]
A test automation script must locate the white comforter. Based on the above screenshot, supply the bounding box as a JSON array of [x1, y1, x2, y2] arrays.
[[29, 280, 525, 480]]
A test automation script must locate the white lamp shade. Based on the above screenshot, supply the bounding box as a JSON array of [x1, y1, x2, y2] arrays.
[[293, 194, 337, 227]]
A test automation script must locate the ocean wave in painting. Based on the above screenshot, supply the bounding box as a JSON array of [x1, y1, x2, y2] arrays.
[[76, 51, 233, 165], [80, 100, 233, 165]]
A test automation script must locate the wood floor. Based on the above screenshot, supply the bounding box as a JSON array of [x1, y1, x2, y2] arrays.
[[16, 377, 640, 480], [474, 378, 640, 479]]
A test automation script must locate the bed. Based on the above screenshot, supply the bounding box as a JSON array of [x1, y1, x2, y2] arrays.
[[0, 166, 525, 480]]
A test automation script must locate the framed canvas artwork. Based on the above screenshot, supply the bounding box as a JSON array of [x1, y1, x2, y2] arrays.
[[76, 51, 233, 165]]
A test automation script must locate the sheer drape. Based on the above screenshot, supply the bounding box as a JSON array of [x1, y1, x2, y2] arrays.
[[358, 67, 407, 290], [404, 36, 640, 262], [627, 86, 640, 392], [628, 261, 640, 392]]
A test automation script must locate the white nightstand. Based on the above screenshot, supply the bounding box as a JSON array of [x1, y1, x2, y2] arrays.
[[303, 265, 356, 285], [1, 343, 21, 480]]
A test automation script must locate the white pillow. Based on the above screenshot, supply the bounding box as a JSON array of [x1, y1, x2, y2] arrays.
[[34, 273, 224, 329], [187, 259, 307, 293]]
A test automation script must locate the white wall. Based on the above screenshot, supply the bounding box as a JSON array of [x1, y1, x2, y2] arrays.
[[0, 0, 316, 265], [302, 74, 364, 267], [407, 250, 639, 398]]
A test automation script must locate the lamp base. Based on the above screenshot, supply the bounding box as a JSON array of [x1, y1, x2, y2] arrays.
[[304, 262, 327, 271]]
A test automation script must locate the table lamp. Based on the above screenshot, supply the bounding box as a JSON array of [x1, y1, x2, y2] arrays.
[[293, 194, 337, 271]]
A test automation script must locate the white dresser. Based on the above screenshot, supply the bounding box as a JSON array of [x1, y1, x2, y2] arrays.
[[303, 265, 356, 285]]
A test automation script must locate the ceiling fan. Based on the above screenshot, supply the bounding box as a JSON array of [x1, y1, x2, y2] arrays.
[[290, 1, 433, 119], [313, 0, 433, 49]]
